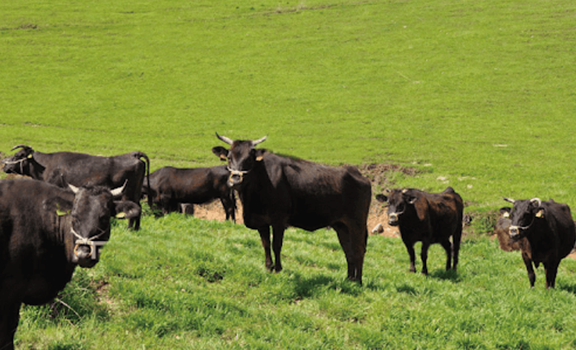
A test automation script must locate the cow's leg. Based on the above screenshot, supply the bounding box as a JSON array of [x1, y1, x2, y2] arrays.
[[129, 210, 141, 231], [521, 252, 536, 288], [440, 239, 452, 271], [544, 261, 559, 289], [0, 302, 21, 350], [220, 197, 235, 222], [333, 223, 366, 283], [350, 227, 367, 284], [333, 223, 355, 280], [180, 203, 194, 215], [258, 227, 273, 271], [420, 241, 431, 275], [271, 225, 285, 273], [402, 238, 417, 273], [125, 194, 142, 230], [452, 231, 462, 272]]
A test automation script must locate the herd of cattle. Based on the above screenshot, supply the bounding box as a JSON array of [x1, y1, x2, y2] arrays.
[[0, 133, 575, 349]]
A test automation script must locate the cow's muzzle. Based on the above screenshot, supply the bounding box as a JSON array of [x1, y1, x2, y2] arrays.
[[388, 213, 400, 226], [508, 225, 522, 241], [1, 157, 26, 173], [71, 228, 108, 267], [227, 167, 249, 187]]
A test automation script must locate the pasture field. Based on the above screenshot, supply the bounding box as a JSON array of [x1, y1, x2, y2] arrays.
[[2, 0, 576, 348], [2, 0, 576, 210], [16, 215, 576, 350]]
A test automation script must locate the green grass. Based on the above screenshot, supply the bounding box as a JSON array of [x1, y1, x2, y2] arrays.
[[3, 0, 576, 348], [17, 215, 576, 349]]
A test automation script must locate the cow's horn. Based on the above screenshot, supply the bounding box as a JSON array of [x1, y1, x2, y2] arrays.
[[111, 180, 128, 197], [68, 183, 80, 194], [251, 136, 267, 146], [11, 144, 30, 151], [530, 198, 542, 207], [215, 133, 234, 145], [503, 197, 515, 204]]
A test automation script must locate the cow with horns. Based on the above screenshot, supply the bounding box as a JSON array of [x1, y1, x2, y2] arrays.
[[501, 197, 576, 288], [2, 145, 151, 230], [212, 134, 371, 284], [376, 187, 464, 275], [0, 179, 139, 350]]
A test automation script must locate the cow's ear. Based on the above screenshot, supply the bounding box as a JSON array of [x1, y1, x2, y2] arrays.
[[212, 146, 229, 161], [499, 207, 511, 218], [43, 198, 73, 217], [402, 190, 418, 205], [375, 194, 388, 203], [255, 149, 267, 161]]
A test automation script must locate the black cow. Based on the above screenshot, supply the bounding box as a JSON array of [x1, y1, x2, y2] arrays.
[[501, 197, 576, 288], [2, 145, 151, 230], [143, 166, 236, 221], [212, 134, 371, 283], [0, 179, 138, 350], [376, 187, 464, 275]]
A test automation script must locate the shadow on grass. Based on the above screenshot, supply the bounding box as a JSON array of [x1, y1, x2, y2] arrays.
[[557, 281, 576, 295], [292, 273, 363, 298], [429, 269, 462, 283]]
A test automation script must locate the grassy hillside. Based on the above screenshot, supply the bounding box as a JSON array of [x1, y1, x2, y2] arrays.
[[2, 0, 576, 211], [3, 0, 576, 348]]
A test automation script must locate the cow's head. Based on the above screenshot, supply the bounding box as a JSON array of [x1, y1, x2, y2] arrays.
[[502, 197, 544, 240], [2, 144, 36, 175], [376, 188, 423, 226], [212, 133, 267, 188], [66, 183, 129, 268]]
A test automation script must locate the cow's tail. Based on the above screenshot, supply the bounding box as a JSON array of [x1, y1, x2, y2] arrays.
[[134, 151, 152, 211]]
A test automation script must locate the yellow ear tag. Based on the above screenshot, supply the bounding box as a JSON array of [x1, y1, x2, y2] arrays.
[[56, 209, 69, 216], [535, 209, 544, 218], [256, 155, 264, 161], [55, 203, 69, 216], [502, 212, 510, 218], [27, 154, 33, 159], [116, 212, 127, 219], [219, 154, 227, 161]]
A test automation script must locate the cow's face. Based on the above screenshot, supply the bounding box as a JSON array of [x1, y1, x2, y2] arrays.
[[67, 183, 128, 268], [2, 145, 34, 175], [212, 134, 267, 188], [376, 189, 418, 226], [504, 198, 543, 240], [69, 186, 114, 267]]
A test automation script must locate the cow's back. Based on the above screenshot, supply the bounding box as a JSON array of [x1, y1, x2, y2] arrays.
[[39, 152, 114, 186], [427, 189, 463, 223], [264, 155, 371, 230], [40, 151, 145, 203], [153, 166, 227, 203], [545, 201, 576, 259]]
